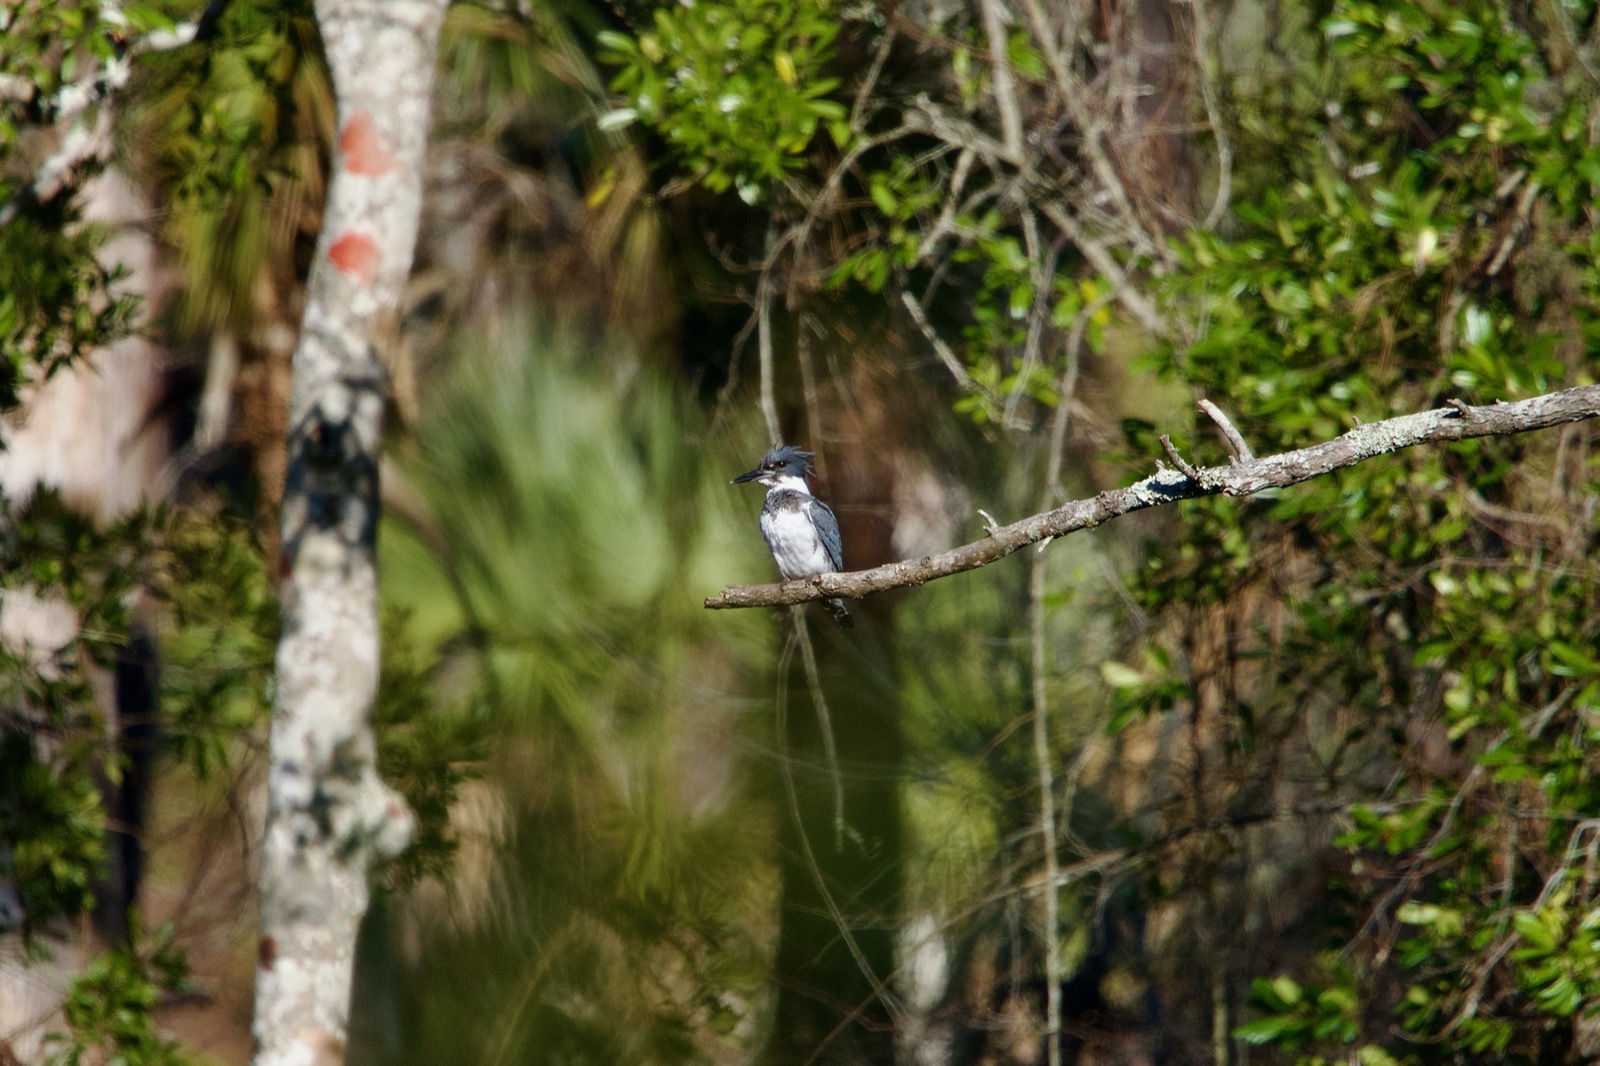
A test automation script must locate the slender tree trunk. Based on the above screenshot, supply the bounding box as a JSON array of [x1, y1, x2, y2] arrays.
[[250, 2, 446, 1062]]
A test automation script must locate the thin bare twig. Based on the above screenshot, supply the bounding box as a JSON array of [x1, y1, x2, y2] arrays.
[[900, 289, 987, 397], [1485, 179, 1541, 277], [978, 0, 1025, 163], [1038, 203, 1167, 335], [1011, 0, 1164, 267], [1002, 210, 1058, 429], [790, 607, 844, 849], [1197, 398, 1255, 462], [1044, 286, 1096, 498], [1027, 285, 1091, 1066], [757, 225, 783, 442], [796, 316, 824, 454], [1186, 0, 1233, 229], [849, 25, 897, 133], [775, 621, 903, 1021], [1029, 551, 1062, 1066], [917, 148, 977, 264], [1159, 434, 1200, 479]]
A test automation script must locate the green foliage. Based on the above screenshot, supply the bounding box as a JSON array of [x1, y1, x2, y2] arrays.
[[1507, 891, 1600, 1019], [1, 489, 148, 679], [596, 0, 847, 201], [829, 166, 1118, 424], [0, 491, 146, 934], [133, 0, 332, 337], [374, 323, 776, 1064], [154, 508, 483, 893], [1127, 0, 1600, 1059], [1158, 0, 1598, 424], [1100, 644, 1188, 730], [0, 485, 476, 1048], [0, 0, 179, 127], [0, 730, 108, 934], [1235, 972, 1361, 1050], [0, 220, 136, 412], [148, 508, 278, 777], [374, 613, 490, 891], [0, 0, 188, 407], [47, 919, 192, 1066], [0, 497, 268, 949]]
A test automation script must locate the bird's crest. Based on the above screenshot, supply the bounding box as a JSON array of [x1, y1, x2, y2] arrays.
[[757, 444, 815, 476]]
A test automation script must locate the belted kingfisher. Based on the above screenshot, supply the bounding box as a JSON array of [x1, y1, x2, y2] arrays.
[[732, 444, 853, 628]]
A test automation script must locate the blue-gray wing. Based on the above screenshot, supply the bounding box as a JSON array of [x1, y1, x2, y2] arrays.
[[810, 499, 844, 573]]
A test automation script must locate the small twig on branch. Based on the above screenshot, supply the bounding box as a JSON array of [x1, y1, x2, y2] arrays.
[[1197, 399, 1254, 462], [705, 384, 1600, 611], [1158, 434, 1199, 479]]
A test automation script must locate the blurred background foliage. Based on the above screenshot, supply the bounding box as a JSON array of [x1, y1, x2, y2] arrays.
[[360, 325, 781, 1063], [4, 0, 1600, 1063]]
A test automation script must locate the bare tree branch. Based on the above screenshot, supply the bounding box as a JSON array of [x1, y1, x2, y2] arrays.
[[705, 385, 1600, 611]]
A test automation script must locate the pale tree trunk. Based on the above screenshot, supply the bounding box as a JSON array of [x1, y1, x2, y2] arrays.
[[250, 1, 447, 1062]]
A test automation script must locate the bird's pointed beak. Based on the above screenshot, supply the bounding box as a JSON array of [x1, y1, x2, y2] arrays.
[[731, 467, 764, 484]]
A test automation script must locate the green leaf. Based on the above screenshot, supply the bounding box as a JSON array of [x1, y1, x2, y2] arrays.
[[1513, 911, 1557, 953], [1098, 661, 1144, 690], [596, 108, 638, 132], [1233, 1016, 1300, 1045]]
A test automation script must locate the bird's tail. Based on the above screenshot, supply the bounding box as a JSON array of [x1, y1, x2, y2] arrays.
[[826, 598, 854, 629]]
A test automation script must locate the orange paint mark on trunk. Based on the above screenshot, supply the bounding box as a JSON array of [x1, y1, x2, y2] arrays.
[[339, 111, 399, 176], [328, 232, 381, 285]]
